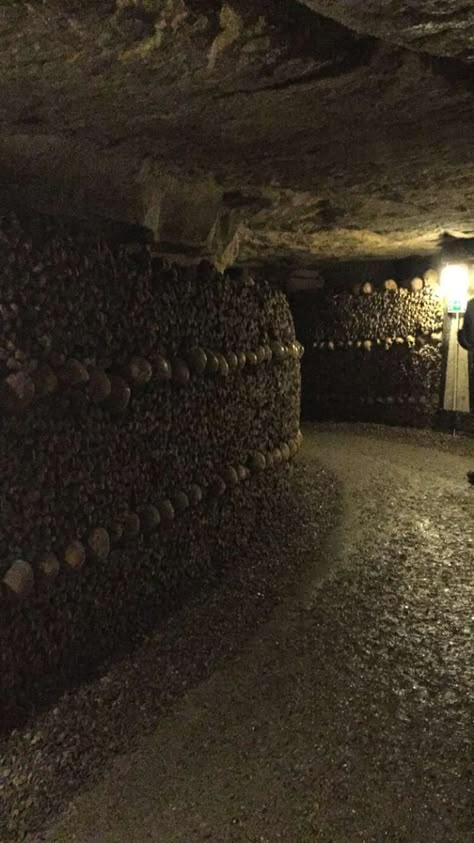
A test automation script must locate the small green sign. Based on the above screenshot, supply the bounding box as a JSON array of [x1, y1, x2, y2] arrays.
[[448, 299, 463, 313]]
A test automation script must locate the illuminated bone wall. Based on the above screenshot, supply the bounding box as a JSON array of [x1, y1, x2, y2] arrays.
[[297, 276, 444, 425]]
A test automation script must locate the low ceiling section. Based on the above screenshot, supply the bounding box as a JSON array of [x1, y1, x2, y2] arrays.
[[1, 0, 473, 267]]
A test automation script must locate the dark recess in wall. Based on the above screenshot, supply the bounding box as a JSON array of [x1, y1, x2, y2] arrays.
[[303, 256, 441, 292]]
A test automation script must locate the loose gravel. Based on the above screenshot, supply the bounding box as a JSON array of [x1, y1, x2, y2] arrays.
[[1, 423, 473, 843], [0, 456, 337, 842]]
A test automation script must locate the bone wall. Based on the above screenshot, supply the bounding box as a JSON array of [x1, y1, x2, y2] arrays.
[[296, 277, 445, 425], [0, 211, 302, 727]]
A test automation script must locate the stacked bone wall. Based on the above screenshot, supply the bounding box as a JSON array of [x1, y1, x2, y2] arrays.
[[0, 211, 302, 727], [296, 282, 445, 426]]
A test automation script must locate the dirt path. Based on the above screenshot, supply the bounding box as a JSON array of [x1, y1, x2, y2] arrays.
[[8, 426, 474, 842]]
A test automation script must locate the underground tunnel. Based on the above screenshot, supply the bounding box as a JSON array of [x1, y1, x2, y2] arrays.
[[0, 2, 473, 842]]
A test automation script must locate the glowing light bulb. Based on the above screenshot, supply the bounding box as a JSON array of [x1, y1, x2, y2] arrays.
[[440, 263, 469, 313]]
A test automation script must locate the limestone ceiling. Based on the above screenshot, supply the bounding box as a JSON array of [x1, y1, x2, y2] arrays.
[[0, 1, 473, 267], [300, 1, 474, 61]]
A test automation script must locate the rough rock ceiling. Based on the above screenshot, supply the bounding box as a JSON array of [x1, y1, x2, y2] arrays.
[[301, 1, 474, 61], [1, 0, 474, 268]]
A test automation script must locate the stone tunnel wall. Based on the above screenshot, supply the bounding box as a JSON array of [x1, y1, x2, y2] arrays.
[[0, 211, 303, 728], [295, 283, 445, 426]]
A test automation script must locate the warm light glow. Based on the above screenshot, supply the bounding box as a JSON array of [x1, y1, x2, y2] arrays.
[[440, 263, 469, 313]]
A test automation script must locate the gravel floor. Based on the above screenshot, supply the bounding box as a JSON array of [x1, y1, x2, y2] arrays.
[[2, 424, 473, 843], [0, 450, 337, 842]]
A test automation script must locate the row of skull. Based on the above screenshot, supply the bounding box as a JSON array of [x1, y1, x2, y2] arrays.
[[312, 332, 443, 353], [1, 431, 304, 599], [0, 341, 305, 415], [314, 394, 433, 406]]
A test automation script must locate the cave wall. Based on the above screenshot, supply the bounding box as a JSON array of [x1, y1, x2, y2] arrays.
[[295, 278, 445, 426], [0, 210, 303, 728]]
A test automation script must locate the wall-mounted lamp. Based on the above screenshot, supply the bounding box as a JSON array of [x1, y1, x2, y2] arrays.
[[440, 263, 469, 314], [437, 238, 473, 416], [439, 262, 471, 416]]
